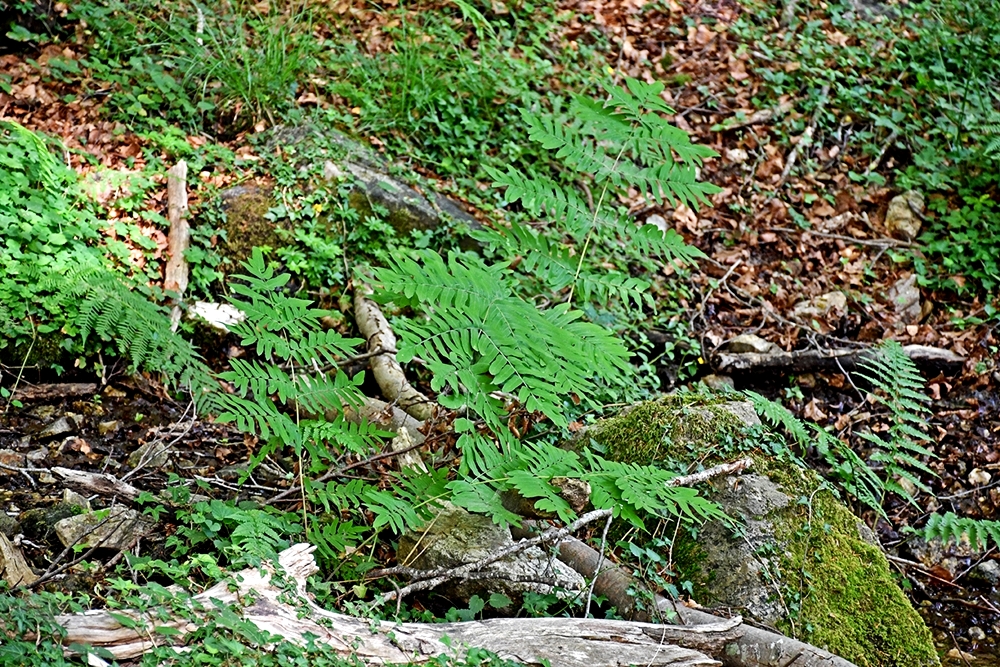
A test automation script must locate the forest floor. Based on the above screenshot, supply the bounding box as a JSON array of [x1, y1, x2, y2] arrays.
[[1, 0, 999, 663]]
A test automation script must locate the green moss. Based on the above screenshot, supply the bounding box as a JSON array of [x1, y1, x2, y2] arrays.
[[220, 187, 291, 265], [587, 391, 750, 467], [773, 481, 939, 666], [586, 395, 940, 667]]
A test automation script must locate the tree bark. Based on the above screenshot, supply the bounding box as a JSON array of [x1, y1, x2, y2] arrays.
[[714, 344, 964, 376]]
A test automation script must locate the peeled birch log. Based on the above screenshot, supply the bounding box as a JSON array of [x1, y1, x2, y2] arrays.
[[50, 544, 735, 667], [354, 286, 435, 421]]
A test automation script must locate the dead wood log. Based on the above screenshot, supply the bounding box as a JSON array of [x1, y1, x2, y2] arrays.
[[51, 467, 141, 502], [9, 383, 98, 403], [354, 285, 435, 421], [164, 160, 190, 331], [714, 344, 965, 377], [518, 530, 857, 667], [50, 543, 734, 667]]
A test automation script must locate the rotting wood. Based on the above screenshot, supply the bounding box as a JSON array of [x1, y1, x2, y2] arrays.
[[48, 543, 730, 667], [714, 344, 965, 376], [9, 382, 98, 403], [164, 160, 190, 331], [51, 467, 142, 502], [353, 285, 436, 421]]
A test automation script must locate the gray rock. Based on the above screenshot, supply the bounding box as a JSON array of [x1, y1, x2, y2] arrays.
[[19, 502, 80, 542], [62, 489, 92, 512], [700, 374, 735, 391], [38, 413, 83, 439], [398, 505, 584, 604], [54, 506, 152, 550], [968, 626, 986, 642], [127, 439, 172, 470], [725, 334, 780, 355], [885, 190, 924, 241], [25, 446, 49, 464], [694, 473, 792, 623], [0, 514, 20, 539], [790, 291, 848, 321], [886, 274, 921, 323], [973, 559, 1000, 584]]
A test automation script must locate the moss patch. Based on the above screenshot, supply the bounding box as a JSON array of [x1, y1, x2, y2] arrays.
[[772, 472, 939, 667], [586, 392, 752, 468], [219, 185, 292, 266]]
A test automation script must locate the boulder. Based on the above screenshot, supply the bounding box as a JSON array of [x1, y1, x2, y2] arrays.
[[585, 393, 940, 667], [398, 505, 584, 607]]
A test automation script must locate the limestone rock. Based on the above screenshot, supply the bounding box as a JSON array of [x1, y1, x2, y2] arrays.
[[791, 290, 848, 321], [885, 190, 924, 240], [700, 374, 735, 391], [54, 506, 152, 550], [725, 333, 781, 355], [398, 505, 584, 605], [886, 274, 921, 323], [587, 395, 940, 667], [37, 413, 83, 439]]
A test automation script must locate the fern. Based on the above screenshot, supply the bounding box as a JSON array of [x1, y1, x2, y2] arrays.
[[481, 77, 714, 307], [919, 512, 1000, 552], [857, 340, 936, 503], [744, 390, 885, 514]]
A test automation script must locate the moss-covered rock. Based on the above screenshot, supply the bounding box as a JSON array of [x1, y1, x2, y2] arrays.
[[587, 393, 940, 667], [218, 185, 289, 266]]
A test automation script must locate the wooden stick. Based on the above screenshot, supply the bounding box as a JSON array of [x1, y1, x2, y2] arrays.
[[164, 161, 190, 331], [778, 85, 830, 186]]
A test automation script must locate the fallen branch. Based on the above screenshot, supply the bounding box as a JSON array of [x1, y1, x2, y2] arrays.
[[9, 382, 98, 403], [354, 285, 436, 421], [164, 160, 190, 331], [369, 509, 614, 604], [51, 467, 142, 502], [714, 344, 965, 376], [714, 101, 794, 131], [48, 543, 732, 667], [518, 531, 858, 667], [666, 458, 754, 487]]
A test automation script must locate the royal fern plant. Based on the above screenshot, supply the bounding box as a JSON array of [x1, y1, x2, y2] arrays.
[[369, 77, 726, 528]]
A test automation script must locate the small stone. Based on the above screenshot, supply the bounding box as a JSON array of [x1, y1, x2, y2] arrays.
[[54, 507, 152, 550], [127, 440, 172, 470], [896, 475, 919, 499], [323, 159, 346, 180], [62, 489, 91, 512], [97, 420, 121, 436], [969, 468, 992, 487], [645, 213, 669, 233], [885, 189, 924, 240], [797, 373, 817, 389], [791, 291, 848, 320], [0, 514, 20, 539], [968, 626, 986, 642], [25, 447, 49, 464], [726, 334, 780, 355], [701, 374, 735, 390], [0, 449, 26, 474], [885, 274, 921, 324], [973, 560, 1000, 584], [38, 413, 83, 440], [947, 648, 975, 661]]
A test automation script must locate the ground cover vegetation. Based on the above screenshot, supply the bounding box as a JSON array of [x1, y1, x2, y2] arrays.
[[1, 0, 999, 663]]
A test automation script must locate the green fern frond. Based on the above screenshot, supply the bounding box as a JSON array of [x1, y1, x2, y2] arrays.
[[921, 512, 1000, 551]]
